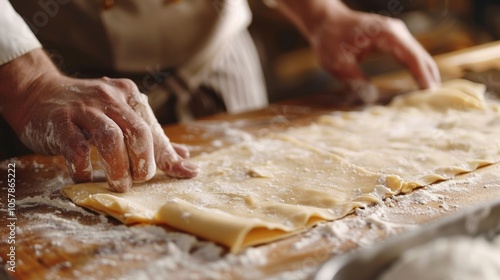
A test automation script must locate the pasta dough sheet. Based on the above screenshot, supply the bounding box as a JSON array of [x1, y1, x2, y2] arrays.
[[62, 136, 399, 252], [285, 79, 500, 192], [62, 79, 500, 252]]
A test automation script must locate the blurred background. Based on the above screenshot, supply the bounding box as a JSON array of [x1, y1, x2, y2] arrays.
[[248, 0, 500, 102]]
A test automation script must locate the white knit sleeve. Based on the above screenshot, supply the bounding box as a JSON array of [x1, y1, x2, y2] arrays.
[[0, 0, 42, 65]]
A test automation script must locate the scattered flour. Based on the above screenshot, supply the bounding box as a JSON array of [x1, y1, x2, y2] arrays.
[[5, 118, 498, 280], [379, 236, 500, 280], [17, 196, 95, 218], [22, 212, 231, 280], [0, 158, 27, 169], [189, 121, 254, 144], [270, 177, 480, 280]]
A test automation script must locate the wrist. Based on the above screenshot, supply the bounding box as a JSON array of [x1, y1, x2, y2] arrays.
[[0, 49, 61, 133]]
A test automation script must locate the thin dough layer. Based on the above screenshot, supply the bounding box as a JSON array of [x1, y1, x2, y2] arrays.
[[62, 79, 500, 252], [286, 79, 500, 192], [63, 136, 400, 252]]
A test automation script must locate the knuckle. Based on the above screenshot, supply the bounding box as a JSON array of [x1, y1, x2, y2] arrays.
[[92, 83, 113, 97], [104, 124, 123, 139], [99, 77, 139, 97], [117, 79, 139, 92], [99, 76, 111, 83], [93, 123, 123, 145], [91, 83, 128, 106], [387, 17, 405, 27], [382, 18, 406, 35], [131, 120, 150, 135], [126, 120, 151, 141]]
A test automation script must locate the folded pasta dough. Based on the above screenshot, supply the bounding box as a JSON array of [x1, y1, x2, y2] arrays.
[[63, 136, 402, 252], [285, 79, 500, 192], [62, 79, 500, 252]]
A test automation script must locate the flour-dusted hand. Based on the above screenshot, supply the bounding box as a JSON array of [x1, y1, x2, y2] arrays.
[[0, 49, 197, 192], [275, 0, 441, 103]]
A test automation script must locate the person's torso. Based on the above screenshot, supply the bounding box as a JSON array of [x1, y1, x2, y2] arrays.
[[10, 0, 250, 74]]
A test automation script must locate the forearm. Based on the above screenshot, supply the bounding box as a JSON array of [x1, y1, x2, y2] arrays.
[[0, 49, 60, 134], [0, 0, 48, 130]]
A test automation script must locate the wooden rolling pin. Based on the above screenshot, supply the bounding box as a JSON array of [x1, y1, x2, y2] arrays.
[[373, 40, 500, 93]]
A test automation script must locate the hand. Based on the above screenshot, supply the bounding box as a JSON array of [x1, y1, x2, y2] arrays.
[[275, 0, 441, 103], [0, 49, 197, 192]]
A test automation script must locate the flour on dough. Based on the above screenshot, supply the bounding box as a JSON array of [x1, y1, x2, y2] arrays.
[[285, 79, 500, 192], [62, 79, 500, 252], [63, 136, 399, 252]]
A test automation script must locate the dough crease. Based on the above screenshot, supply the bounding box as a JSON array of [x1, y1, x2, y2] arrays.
[[62, 79, 500, 252]]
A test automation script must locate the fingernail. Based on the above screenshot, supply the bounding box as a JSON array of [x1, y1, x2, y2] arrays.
[[181, 161, 198, 172], [109, 176, 132, 193], [166, 161, 198, 178]]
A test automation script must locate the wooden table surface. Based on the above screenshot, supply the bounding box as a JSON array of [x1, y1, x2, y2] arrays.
[[2, 43, 500, 280]]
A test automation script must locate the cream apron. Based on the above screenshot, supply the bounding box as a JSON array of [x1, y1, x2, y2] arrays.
[[10, 0, 268, 122]]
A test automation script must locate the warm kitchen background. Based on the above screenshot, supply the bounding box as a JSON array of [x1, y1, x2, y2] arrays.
[[249, 0, 500, 102]]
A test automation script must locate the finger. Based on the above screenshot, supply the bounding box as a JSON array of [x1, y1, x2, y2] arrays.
[[58, 122, 93, 184], [381, 20, 439, 89], [172, 143, 190, 159], [128, 93, 198, 178], [390, 42, 435, 89], [106, 105, 156, 182], [346, 78, 379, 104], [74, 109, 132, 192], [427, 57, 441, 86]]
